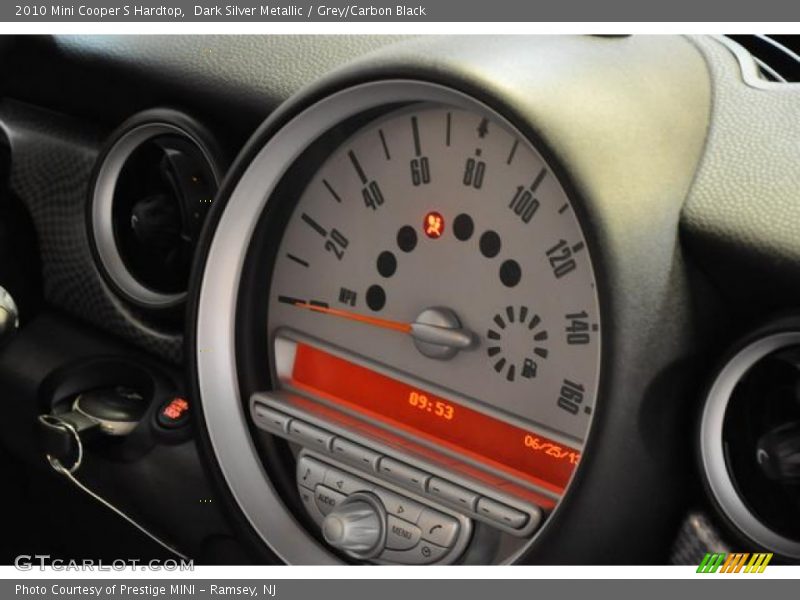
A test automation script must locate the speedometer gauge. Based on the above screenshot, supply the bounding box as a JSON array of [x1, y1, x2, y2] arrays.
[[199, 80, 605, 565], [268, 104, 600, 454]]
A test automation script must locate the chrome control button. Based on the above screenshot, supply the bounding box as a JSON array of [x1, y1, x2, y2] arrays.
[[314, 485, 347, 515], [252, 404, 292, 433], [372, 487, 424, 522], [288, 421, 333, 451], [386, 516, 422, 551], [381, 540, 449, 565], [476, 497, 530, 530], [417, 508, 460, 547], [296, 456, 328, 490], [427, 478, 479, 511], [330, 437, 381, 470], [377, 457, 430, 492], [298, 486, 324, 524], [324, 468, 372, 495]]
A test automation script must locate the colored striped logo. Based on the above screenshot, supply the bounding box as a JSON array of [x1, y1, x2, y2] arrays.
[[697, 552, 773, 573]]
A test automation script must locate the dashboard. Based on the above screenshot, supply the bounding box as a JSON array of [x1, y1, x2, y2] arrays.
[[0, 34, 799, 566]]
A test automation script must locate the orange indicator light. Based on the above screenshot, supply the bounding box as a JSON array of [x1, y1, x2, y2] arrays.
[[423, 211, 444, 238], [162, 397, 189, 421]]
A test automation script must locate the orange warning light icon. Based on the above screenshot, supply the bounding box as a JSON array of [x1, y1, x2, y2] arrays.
[[424, 211, 444, 239]]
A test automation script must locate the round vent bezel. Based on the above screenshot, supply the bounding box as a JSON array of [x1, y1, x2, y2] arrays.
[[727, 35, 800, 83], [89, 109, 222, 310], [700, 328, 800, 559]]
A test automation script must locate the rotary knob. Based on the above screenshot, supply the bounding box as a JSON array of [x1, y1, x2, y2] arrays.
[[321, 492, 386, 559]]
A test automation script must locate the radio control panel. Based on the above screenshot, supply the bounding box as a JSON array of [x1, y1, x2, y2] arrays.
[[251, 396, 545, 563]]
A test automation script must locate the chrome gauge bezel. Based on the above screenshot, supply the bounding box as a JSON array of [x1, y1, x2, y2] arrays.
[[195, 80, 602, 564]]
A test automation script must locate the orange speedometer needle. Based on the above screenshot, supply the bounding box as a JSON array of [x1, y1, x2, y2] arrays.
[[293, 302, 412, 334], [292, 302, 476, 350]]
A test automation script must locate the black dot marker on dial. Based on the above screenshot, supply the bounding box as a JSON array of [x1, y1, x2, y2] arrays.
[[479, 230, 501, 258], [499, 259, 521, 287], [397, 226, 417, 253], [377, 251, 397, 278], [366, 285, 386, 311], [453, 214, 474, 241]]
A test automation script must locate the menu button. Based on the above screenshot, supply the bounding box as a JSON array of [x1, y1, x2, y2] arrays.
[[386, 515, 422, 551]]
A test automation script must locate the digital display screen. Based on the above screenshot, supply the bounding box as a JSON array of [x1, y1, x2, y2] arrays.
[[289, 342, 580, 493]]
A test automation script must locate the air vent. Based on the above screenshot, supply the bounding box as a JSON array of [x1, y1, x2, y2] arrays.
[[728, 35, 800, 82], [90, 110, 222, 309], [700, 325, 800, 559]]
